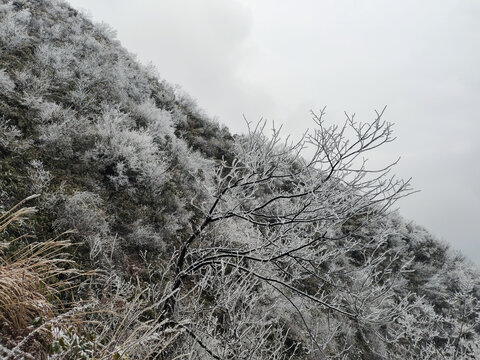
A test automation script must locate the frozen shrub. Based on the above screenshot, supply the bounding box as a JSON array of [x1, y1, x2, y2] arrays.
[[87, 105, 169, 194], [35, 42, 76, 82], [134, 99, 174, 141], [27, 160, 51, 194], [174, 86, 206, 119], [110, 56, 152, 103], [33, 100, 90, 157], [15, 67, 51, 97], [0, 3, 31, 49], [107, 161, 130, 191], [54, 191, 111, 260], [170, 107, 188, 126], [0, 117, 30, 152], [0, 117, 21, 149], [128, 220, 165, 251], [54, 192, 108, 235], [37, 99, 65, 124], [170, 138, 213, 176], [69, 79, 94, 111], [94, 21, 117, 41], [0, 69, 14, 93]]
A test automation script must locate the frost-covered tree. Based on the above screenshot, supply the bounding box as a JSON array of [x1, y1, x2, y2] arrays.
[[160, 108, 419, 358]]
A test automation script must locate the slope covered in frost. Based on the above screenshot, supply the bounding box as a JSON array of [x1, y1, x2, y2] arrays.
[[0, 1, 478, 359]]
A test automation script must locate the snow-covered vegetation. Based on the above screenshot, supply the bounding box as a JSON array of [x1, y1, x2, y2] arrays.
[[0, 0, 479, 359]]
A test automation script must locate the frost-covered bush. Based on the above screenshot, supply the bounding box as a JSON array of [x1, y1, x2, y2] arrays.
[[35, 42, 76, 82], [86, 105, 169, 194], [94, 22, 117, 41], [14, 66, 51, 97], [134, 99, 174, 140], [106, 161, 130, 191], [0, 69, 14, 93], [0, 117, 22, 149], [174, 86, 206, 119], [128, 221, 165, 252], [110, 56, 152, 103], [0, 117, 30, 152], [0, 2, 31, 49], [30, 100, 91, 157], [27, 160, 51, 194], [69, 79, 94, 111], [54, 191, 112, 260]]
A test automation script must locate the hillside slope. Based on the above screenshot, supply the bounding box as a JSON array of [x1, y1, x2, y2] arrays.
[[0, 1, 479, 359]]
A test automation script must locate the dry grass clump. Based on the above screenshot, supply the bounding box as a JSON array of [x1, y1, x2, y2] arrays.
[[0, 198, 181, 359], [0, 194, 38, 234], [0, 197, 79, 339], [0, 237, 75, 336]]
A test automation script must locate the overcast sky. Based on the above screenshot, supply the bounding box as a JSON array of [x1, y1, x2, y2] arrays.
[[68, 0, 480, 263]]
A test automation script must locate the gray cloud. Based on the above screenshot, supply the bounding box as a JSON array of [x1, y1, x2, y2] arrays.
[[68, 0, 480, 263]]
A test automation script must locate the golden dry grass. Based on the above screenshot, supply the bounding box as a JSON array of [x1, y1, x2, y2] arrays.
[[0, 194, 38, 234], [0, 198, 178, 359], [0, 197, 78, 336]]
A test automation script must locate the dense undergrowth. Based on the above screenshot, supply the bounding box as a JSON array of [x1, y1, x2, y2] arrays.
[[0, 0, 479, 359]]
